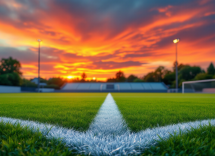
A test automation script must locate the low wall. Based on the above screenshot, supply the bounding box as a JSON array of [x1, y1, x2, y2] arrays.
[[39, 88, 55, 92], [0, 86, 21, 93]]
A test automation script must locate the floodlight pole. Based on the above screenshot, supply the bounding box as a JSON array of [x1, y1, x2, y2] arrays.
[[173, 39, 179, 93], [38, 39, 41, 92], [175, 42, 178, 93]]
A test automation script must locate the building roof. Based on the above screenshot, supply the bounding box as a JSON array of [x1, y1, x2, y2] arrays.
[[31, 78, 47, 86]]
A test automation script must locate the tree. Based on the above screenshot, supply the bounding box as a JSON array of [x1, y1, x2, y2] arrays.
[[127, 74, 138, 82], [163, 72, 175, 86], [179, 66, 202, 81], [207, 63, 215, 75], [173, 62, 189, 72], [0, 72, 21, 86], [0, 57, 22, 86], [47, 77, 65, 89], [143, 72, 156, 82], [21, 78, 37, 87], [133, 78, 142, 82], [39, 78, 47, 83], [0, 57, 22, 76], [154, 66, 165, 82], [194, 73, 213, 80], [107, 78, 117, 82], [81, 72, 87, 81], [115, 70, 126, 82]]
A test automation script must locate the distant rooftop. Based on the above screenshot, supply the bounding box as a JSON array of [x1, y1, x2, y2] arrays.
[[31, 78, 47, 86]]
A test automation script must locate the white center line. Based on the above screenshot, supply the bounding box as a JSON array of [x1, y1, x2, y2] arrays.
[[88, 93, 129, 136]]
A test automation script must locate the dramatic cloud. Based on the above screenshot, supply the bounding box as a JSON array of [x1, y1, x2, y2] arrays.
[[0, 0, 215, 80]]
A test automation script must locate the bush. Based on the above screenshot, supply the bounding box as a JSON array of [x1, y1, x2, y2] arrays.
[[133, 78, 142, 82], [21, 79, 37, 87], [194, 73, 213, 80], [0, 73, 21, 86]]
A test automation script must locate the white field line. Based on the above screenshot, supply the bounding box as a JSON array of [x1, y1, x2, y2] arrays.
[[88, 93, 129, 136], [1, 93, 215, 155]]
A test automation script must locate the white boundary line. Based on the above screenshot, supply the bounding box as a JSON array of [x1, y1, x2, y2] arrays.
[[88, 93, 129, 136], [1, 116, 215, 155], [1, 93, 215, 155]]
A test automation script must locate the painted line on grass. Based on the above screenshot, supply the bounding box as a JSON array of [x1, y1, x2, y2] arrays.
[[88, 93, 129, 136], [1, 93, 215, 155]]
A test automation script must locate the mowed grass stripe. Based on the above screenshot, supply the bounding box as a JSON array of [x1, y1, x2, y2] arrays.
[[112, 93, 215, 132], [0, 93, 107, 131]]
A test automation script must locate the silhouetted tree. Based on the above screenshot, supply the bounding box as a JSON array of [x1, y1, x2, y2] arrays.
[[179, 66, 202, 80], [47, 77, 65, 89], [133, 78, 142, 82], [207, 62, 215, 75], [0, 72, 21, 86], [155, 66, 165, 82], [107, 78, 117, 82], [0, 57, 22, 76], [0, 57, 22, 86], [163, 72, 175, 86], [173, 61, 189, 72], [21, 78, 37, 87], [194, 73, 213, 80], [81, 72, 87, 81], [127, 74, 138, 82], [115, 70, 126, 82], [143, 72, 156, 82]]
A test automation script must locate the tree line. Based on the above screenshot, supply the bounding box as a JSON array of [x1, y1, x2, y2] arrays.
[[107, 62, 215, 88], [0, 57, 215, 89], [0, 57, 94, 89]]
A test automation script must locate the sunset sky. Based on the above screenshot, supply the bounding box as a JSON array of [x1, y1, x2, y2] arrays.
[[0, 0, 215, 81]]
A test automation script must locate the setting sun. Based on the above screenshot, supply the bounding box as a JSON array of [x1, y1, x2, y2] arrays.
[[67, 76, 73, 79]]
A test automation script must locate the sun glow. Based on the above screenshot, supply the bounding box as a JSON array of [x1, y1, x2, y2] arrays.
[[67, 75, 73, 79]]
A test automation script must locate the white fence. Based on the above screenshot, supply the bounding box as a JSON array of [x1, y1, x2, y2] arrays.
[[0, 86, 21, 93]]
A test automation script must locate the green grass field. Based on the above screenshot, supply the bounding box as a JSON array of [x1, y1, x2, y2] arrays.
[[1, 92, 215, 155], [0, 93, 107, 131], [112, 93, 215, 132], [0, 121, 76, 156], [142, 124, 215, 155]]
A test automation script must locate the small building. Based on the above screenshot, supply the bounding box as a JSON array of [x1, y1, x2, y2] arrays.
[[31, 78, 47, 87]]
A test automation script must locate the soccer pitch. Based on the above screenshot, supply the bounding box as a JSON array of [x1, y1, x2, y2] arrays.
[[0, 92, 215, 155], [0, 93, 107, 131], [112, 93, 215, 131]]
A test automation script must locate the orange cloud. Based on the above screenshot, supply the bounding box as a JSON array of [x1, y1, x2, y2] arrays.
[[0, 0, 215, 80]]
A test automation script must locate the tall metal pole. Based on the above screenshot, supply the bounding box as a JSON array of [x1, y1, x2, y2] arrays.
[[175, 42, 178, 93], [173, 38, 179, 93], [38, 40, 41, 92]]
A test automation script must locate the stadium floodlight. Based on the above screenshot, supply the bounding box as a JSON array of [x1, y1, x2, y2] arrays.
[[182, 79, 215, 93], [173, 39, 179, 44], [38, 39, 42, 92], [173, 38, 179, 92]]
